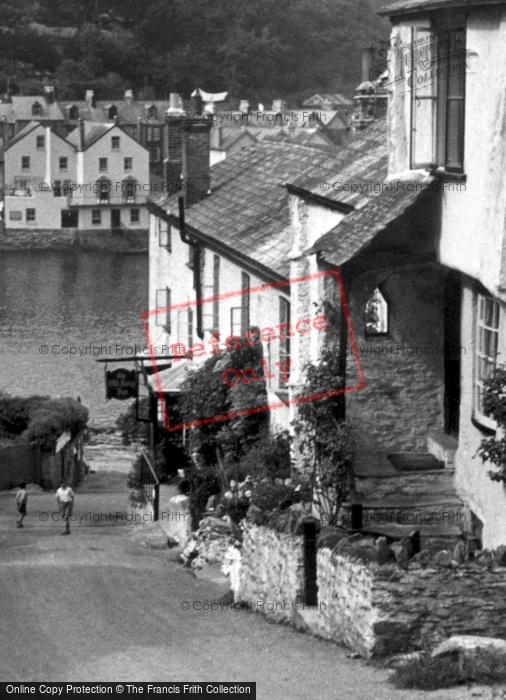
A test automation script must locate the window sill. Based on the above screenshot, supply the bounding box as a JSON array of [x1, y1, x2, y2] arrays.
[[429, 168, 467, 182], [471, 412, 496, 436]]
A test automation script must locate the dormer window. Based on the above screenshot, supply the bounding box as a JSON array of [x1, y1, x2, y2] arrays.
[[410, 23, 466, 173], [68, 105, 79, 120], [32, 102, 43, 117], [147, 105, 157, 120], [108, 105, 118, 120], [365, 287, 389, 336]]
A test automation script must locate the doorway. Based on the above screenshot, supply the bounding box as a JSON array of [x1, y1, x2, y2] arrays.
[[111, 209, 121, 229], [61, 209, 78, 228], [444, 271, 461, 437]]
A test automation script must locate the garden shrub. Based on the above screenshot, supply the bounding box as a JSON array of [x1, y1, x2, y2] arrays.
[[0, 392, 89, 450], [478, 365, 506, 484]]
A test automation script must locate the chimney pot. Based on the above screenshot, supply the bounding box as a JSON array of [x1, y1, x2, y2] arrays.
[[124, 89, 134, 103]]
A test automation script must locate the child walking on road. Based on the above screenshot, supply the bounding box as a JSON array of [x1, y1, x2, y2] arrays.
[[56, 479, 75, 535], [15, 483, 27, 528]]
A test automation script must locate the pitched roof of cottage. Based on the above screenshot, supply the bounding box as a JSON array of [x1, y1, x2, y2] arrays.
[[4, 121, 40, 148], [290, 118, 388, 209], [10, 96, 64, 122], [302, 93, 353, 107], [66, 122, 114, 150], [379, 0, 506, 16], [307, 178, 436, 266], [151, 120, 387, 280]]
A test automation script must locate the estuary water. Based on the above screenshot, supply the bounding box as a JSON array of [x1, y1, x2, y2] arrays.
[[0, 250, 148, 428]]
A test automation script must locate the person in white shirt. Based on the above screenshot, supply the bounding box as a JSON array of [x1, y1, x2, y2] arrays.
[[56, 479, 75, 536]]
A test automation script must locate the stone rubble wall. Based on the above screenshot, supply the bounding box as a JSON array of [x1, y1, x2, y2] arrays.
[[234, 523, 305, 623], [317, 546, 506, 658], [231, 523, 506, 657]]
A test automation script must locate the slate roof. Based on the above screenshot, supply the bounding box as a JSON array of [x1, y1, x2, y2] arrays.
[[302, 94, 353, 107], [10, 97, 64, 122], [66, 122, 114, 150], [151, 121, 387, 280], [57, 100, 173, 124], [290, 118, 388, 209], [307, 182, 434, 267], [379, 0, 506, 15], [5, 121, 41, 149], [0, 103, 15, 122]]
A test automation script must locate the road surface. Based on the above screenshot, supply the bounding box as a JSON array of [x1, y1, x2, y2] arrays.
[[0, 468, 498, 699]]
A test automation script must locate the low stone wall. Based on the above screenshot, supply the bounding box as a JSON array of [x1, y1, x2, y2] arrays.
[[234, 523, 305, 623], [230, 522, 506, 657], [317, 543, 506, 657], [0, 228, 148, 251]]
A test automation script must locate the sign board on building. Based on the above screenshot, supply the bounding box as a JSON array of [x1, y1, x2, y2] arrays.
[[106, 368, 137, 401], [55, 431, 71, 453]]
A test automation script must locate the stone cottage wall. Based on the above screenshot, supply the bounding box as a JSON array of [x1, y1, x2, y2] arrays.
[[345, 263, 447, 453], [234, 523, 305, 623]]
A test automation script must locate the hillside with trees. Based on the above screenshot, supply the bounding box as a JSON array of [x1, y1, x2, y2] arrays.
[[0, 0, 391, 104]]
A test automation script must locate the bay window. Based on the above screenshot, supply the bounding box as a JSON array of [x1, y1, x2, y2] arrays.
[[410, 23, 466, 173]]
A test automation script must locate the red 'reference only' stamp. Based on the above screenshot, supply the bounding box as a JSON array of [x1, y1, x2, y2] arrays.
[[141, 269, 365, 432]]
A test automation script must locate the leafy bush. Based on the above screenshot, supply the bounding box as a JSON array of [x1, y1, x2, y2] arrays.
[[178, 328, 268, 522], [293, 350, 354, 524], [392, 651, 506, 690], [240, 430, 292, 483], [478, 365, 506, 483], [0, 393, 89, 450]]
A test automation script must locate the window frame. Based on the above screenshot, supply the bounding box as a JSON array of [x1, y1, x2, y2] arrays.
[[59, 156, 68, 171], [279, 296, 291, 387], [365, 287, 390, 338], [156, 287, 171, 332], [53, 180, 62, 197], [130, 208, 140, 224], [99, 157, 108, 172], [410, 21, 467, 174], [474, 293, 500, 431], [241, 272, 250, 333], [112, 136, 120, 150], [91, 209, 102, 225], [124, 157, 133, 171], [158, 220, 171, 251], [26, 208, 36, 222], [21, 156, 30, 170], [36, 135, 45, 149]]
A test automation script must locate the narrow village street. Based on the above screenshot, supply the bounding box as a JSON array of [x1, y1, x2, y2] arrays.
[[0, 437, 497, 699]]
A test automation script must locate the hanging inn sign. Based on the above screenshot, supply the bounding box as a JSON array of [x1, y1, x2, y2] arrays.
[[105, 368, 137, 401]]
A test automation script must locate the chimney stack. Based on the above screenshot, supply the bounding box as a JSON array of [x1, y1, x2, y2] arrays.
[[239, 100, 249, 113], [182, 116, 212, 207], [351, 49, 388, 132], [85, 90, 96, 108], [164, 93, 211, 206], [124, 89, 134, 104], [78, 118, 85, 151], [44, 86, 55, 104], [165, 94, 184, 185]]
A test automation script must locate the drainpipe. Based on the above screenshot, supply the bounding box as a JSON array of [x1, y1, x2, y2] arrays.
[[178, 196, 203, 339]]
